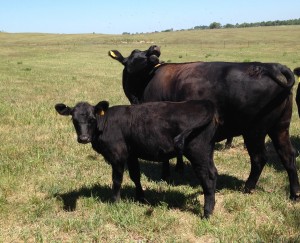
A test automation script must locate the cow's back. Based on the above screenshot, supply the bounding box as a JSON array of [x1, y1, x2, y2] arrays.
[[142, 62, 293, 140]]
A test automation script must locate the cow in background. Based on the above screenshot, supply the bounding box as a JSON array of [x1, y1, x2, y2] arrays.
[[109, 46, 300, 201], [294, 67, 300, 117]]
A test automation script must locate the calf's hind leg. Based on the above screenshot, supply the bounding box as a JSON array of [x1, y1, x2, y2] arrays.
[[187, 146, 217, 218]]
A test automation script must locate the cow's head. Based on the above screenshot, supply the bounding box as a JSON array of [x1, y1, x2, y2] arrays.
[[55, 101, 109, 144], [108, 45, 161, 74]]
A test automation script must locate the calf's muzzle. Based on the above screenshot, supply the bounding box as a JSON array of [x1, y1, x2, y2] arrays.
[[78, 135, 91, 144]]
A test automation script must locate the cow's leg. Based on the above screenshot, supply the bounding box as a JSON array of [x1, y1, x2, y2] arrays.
[[225, 137, 233, 149], [175, 155, 184, 174], [296, 83, 300, 117], [268, 128, 300, 200], [111, 162, 125, 202], [161, 160, 171, 181], [243, 133, 268, 193], [127, 156, 145, 202]]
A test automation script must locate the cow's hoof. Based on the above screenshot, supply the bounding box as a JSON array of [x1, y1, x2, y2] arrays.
[[136, 197, 149, 205], [224, 144, 232, 149], [161, 174, 171, 182], [175, 165, 184, 175], [290, 193, 300, 201], [112, 196, 121, 203]]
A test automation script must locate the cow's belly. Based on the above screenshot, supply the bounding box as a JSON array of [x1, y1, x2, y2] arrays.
[[214, 97, 289, 141]]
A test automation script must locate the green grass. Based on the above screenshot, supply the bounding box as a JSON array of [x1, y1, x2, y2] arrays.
[[1, 26, 300, 242]]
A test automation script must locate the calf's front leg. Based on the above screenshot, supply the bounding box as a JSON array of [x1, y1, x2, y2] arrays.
[[111, 162, 125, 202]]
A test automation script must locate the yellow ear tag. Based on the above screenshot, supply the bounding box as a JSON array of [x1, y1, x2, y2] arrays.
[[100, 110, 105, 116], [110, 51, 117, 58], [154, 63, 161, 68], [298, 77, 300, 82]]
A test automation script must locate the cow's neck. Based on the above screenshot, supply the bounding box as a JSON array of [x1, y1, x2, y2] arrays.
[[149, 63, 164, 75], [123, 71, 153, 104]]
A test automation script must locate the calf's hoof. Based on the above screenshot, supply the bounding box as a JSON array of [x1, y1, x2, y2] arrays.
[[202, 211, 212, 219]]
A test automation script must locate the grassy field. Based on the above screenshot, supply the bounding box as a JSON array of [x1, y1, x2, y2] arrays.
[[1, 26, 300, 242]]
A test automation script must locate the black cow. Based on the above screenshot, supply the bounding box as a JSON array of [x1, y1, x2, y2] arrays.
[[55, 100, 218, 218], [109, 47, 233, 145], [293, 67, 300, 117], [108, 46, 300, 201]]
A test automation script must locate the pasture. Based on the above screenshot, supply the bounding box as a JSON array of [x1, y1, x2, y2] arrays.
[[0, 26, 300, 242]]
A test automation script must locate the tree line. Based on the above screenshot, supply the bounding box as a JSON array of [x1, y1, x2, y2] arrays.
[[194, 18, 300, 30], [123, 18, 300, 35]]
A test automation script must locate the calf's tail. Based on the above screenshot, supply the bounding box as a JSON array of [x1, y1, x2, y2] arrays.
[[174, 104, 216, 153]]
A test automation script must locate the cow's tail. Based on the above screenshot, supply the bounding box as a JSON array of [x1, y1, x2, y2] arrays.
[[174, 102, 216, 153], [267, 64, 295, 89]]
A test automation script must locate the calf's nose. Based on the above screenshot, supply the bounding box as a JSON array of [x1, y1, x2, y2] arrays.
[[78, 135, 91, 144]]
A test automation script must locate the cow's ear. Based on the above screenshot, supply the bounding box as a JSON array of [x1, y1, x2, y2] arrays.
[[95, 101, 109, 116], [55, 103, 72, 116], [108, 50, 124, 64], [148, 45, 161, 57], [149, 55, 160, 65]]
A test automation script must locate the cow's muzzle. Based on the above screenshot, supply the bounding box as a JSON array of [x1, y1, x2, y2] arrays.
[[148, 45, 160, 57]]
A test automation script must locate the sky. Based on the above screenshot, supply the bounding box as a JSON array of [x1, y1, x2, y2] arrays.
[[1, 0, 300, 34]]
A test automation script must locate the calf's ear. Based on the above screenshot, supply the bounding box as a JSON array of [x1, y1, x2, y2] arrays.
[[108, 50, 124, 64], [55, 103, 72, 116], [95, 101, 109, 116]]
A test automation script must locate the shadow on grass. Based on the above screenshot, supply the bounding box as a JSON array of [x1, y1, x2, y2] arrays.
[[55, 135, 300, 214], [264, 135, 300, 172], [139, 159, 244, 190], [54, 170, 244, 215]]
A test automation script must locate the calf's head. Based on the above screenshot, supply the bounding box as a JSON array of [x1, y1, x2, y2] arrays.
[[109, 45, 161, 74], [55, 101, 109, 144]]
